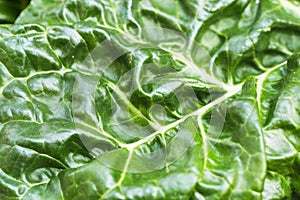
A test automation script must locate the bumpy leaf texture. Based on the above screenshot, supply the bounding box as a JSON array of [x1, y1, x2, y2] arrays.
[[0, 0, 300, 199]]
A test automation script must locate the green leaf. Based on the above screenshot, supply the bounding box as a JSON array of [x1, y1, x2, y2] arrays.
[[1, 0, 300, 199], [0, 0, 30, 24]]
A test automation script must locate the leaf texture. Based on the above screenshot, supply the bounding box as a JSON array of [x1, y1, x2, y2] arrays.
[[0, 0, 300, 199]]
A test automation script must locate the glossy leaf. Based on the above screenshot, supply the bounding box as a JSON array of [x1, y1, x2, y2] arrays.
[[1, 0, 300, 199]]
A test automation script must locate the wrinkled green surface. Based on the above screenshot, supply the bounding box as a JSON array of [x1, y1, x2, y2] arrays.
[[0, 0, 30, 23], [0, 0, 300, 199]]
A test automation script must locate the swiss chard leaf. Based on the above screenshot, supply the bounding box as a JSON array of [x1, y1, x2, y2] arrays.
[[1, 0, 300, 199]]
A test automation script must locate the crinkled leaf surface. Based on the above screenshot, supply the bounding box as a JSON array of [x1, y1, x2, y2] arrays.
[[0, 0, 300, 199], [0, 0, 30, 23]]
